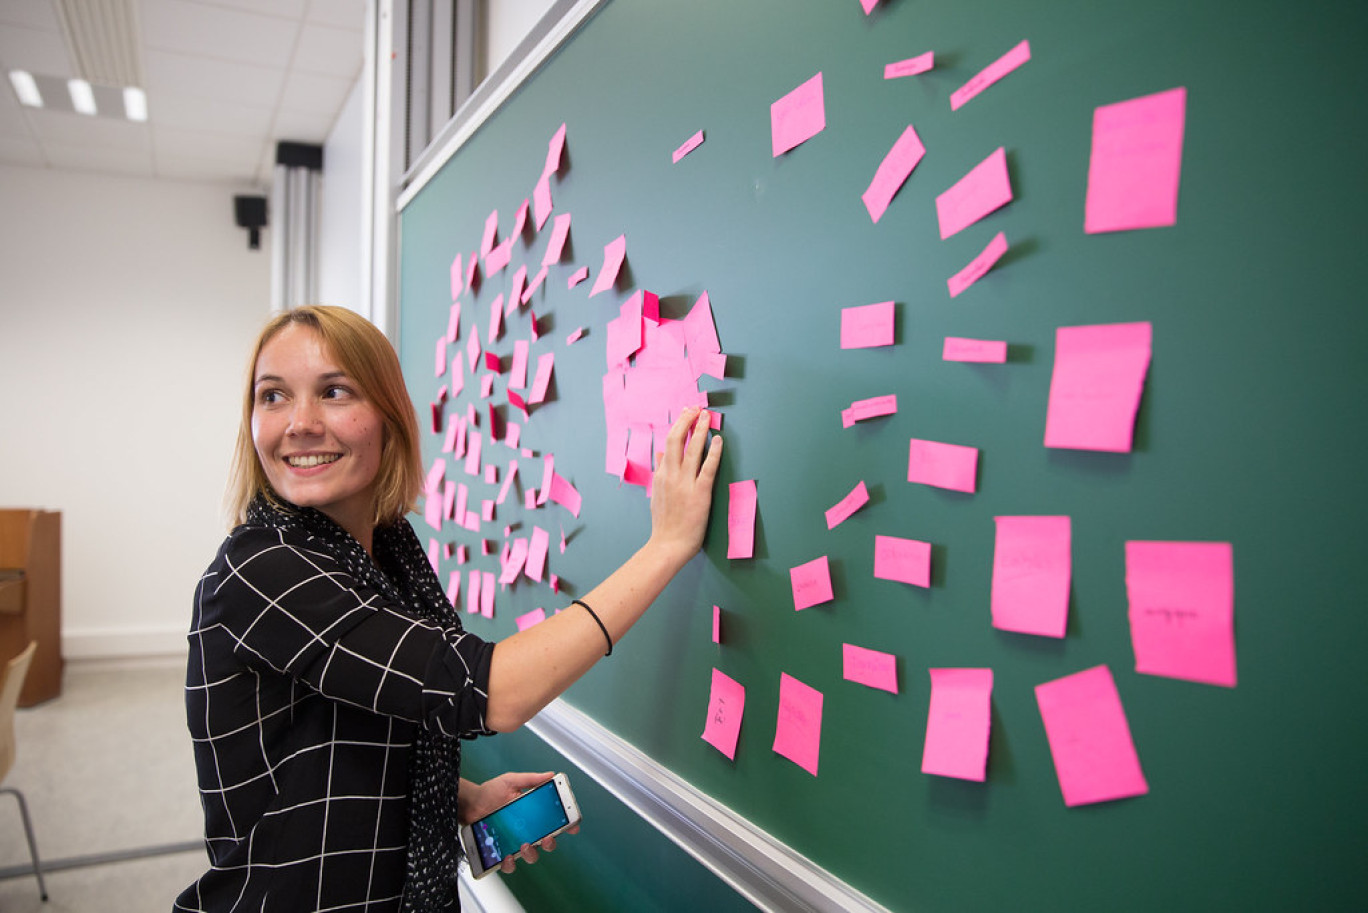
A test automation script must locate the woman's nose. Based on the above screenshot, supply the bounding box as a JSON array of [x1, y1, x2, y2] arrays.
[[286, 401, 323, 435]]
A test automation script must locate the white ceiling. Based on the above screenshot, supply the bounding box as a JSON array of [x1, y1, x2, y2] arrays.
[[0, 0, 366, 188]]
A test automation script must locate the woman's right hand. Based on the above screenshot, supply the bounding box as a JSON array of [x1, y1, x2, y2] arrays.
[[646, 406, 723, 567]]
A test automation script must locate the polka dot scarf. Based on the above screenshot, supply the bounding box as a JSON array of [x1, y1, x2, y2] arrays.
[[250, 495, 465, 912]]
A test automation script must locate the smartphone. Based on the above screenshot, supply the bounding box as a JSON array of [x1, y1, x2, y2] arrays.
[[460, 773, 581, 878]]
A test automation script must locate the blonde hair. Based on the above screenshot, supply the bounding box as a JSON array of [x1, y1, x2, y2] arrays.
[[226, 306, 423, 529]]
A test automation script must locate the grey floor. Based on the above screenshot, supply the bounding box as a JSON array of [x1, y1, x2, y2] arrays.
[[0, 658, 207, 912]]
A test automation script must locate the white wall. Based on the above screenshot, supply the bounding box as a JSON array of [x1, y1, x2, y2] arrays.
[[318, 75, 366, 319], [0, 164, 270, 658]]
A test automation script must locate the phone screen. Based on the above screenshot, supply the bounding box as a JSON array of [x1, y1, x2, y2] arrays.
[[469, 779, 570, 870]]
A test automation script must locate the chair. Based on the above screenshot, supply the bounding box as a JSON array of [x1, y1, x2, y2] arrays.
[[0, 641, 48, 901]]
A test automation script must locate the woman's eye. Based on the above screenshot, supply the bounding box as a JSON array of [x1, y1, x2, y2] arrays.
[[258, 389, 283, 405], [324, 385, 351, 400]]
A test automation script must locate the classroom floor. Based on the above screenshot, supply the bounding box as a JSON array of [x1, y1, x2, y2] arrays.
[[0, 657, 207, 913]]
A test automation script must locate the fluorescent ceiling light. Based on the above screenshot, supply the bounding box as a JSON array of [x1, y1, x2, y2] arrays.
[[123, 85, 147, 122], [67, 77, 96, 115], [9, 70, 42, 107]]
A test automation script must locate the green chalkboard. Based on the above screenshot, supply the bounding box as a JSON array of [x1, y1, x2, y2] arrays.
[[397, 1, 1368, 910]]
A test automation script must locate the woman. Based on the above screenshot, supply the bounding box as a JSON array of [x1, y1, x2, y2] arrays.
[[176, 306, 722, 912]]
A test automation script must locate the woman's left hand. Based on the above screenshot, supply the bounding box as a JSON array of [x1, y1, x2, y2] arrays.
[[460, 772, 580, 873]]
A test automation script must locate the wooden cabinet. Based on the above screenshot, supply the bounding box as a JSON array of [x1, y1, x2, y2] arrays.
[[0, 510, 62, 706]]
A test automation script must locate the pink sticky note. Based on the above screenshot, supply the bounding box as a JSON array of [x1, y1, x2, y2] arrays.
[[773, 673, 823, 776], [885, 52, 934, 79], [862, 124, 926, 223], [1125, 541, 1236, 687], [936, 147, 1012, 239], [840, 301, 895, 348], [568, 266, 589, 289], [447, 301, 461, 344], [843, 644, 898, 694], [790, 556, 834, 610], [466, 569, 481, 615], [712, 605, 721, 644], [589, 234, 626, 297], [950, 40, 1031, 111], [510, 339, 529, 390], [1036, 665, 1148, 807], [542, 212, 571, 266], [1044, 322, 1152, 452], [516, 608, 547, 632], [480, 570, 495, 619], [434, 337, 447, 378], [771, 72, 826, 157], [727, 479, 758, 559], [532, 172, 553, 232], [529, 352, 555, 405], [484, 237, 513, 276], [825, 481, 870, 530], [524, 265, 548, 304], [702, 668, 746, 760], [873, 535, 931, 587], [549, 472, 582, 517], [525, 526, 551, 583], [860, 0, 878, 14], [1085, 87, 1187, 233], [947, 231, 1009, 298], [672, 129, 705, 163], [943, 337, 1008, 363], [480, 209, 498, 257], [922, 668, 993, 781], [449, 253, 464, 300], [843, 394, 898, 427], [446, 570, 461, 609], [908, 438, 979, 493], [992, 516, 1071, 638]]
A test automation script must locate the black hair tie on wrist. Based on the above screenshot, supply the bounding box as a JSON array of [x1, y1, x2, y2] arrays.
[[573, 599, 613, 656]]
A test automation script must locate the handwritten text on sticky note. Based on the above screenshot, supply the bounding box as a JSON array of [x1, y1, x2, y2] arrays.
[[922, 668, 993, 781], [1126, 541, 1236, 687]]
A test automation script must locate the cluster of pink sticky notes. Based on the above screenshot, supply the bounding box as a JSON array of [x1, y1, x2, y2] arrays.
[[862, 124, 925, 223], [602, 290, 725, 490], [841, 301, 895, 348], [908, 438, 979, 493], [873, 534, 931, 587], [773, 673, 823, 776], [771, 72, 826, 157], [950, 40, 1031, 111], [1085, 87, 1187, 233], [1044, 322, 1152, 452], [947, 232, 1008, 297], [727, 479, 758, 559], [943, 337, 1007, 363], [1125, 541, 1236, 687], [922, 668, 993, 781], [1036, 665, 1148, 806], [702, 667, 746, 760], [936, 147, 1013, 239], [825, 481, 870, 529], [790, 555, 834, 610], [673, 130, 705, 164], [843, 644, 898, 694], [992, 516, 1072, 638]]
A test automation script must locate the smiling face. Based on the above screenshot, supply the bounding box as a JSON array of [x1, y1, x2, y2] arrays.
[[251, 323, 386, 546]]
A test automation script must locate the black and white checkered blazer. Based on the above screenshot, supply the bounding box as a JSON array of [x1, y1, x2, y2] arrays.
[[176, 521, 494, 912]]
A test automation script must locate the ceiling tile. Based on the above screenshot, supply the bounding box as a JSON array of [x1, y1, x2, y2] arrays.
[[144, 48, 286, 108], [150, 90, 273, 137], [270, 105, 335, 144], [0, 23, 75, 75], [291, 23, 363, 79], [0, 1, 63, 31], [305, 0, 365, 31], [0, 135, 45, 167], [196, 0, 309, 20], [152, 123, 264, 162], [154, 152, 260, 185], [43, 141, 154, 177], [27, 107, 152, 151], [278, 70, 351, 115], [141, 0, 299, 69]]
